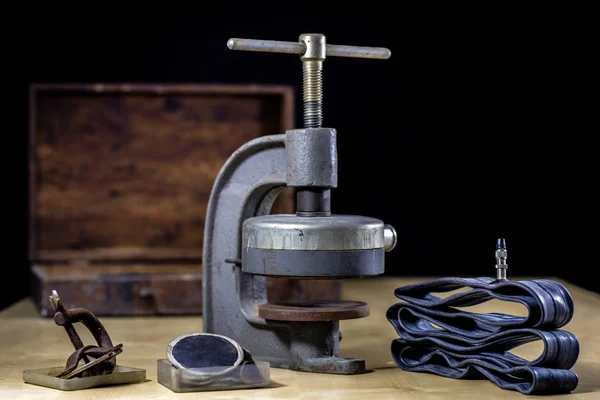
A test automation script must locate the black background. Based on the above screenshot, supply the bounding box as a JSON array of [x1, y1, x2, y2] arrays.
[[4, 6, 596, 311]]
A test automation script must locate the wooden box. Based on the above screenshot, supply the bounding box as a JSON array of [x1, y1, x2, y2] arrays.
[[29, 83, 341, 317]]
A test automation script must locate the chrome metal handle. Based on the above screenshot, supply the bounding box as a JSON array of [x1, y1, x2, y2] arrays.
[[227, 37, 391, 59], [226, 33, 391, 128]]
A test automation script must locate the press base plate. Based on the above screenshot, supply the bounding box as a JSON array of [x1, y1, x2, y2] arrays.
[[22, 365, 146, 391]]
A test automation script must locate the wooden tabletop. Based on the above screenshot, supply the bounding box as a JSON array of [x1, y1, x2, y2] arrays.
[[1, 277, 599, 399]]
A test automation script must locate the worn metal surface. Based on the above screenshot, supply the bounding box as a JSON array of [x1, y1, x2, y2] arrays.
[[49, 291, 88, 358], [243, 214, 385, 250], [285, 128, 337, 187], [288, 321, 365, 374], [295, 188, 331, 216], [228, 35, 390, 130], [203, 34, 395, 375], [242, 247, 384, 278], [258, 300, 369, 321], [227, 37, 391, 59], [23, 365, 146, 391], [49, 290, 122, 379], [299, 34, 325, 128], [202, 134, 371, 374], [384, 224, 398, 252], [60, 345, 123, 379], [157, 359, 270, 393]]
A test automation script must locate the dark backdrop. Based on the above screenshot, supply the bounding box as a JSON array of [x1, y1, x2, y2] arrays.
[[4, 6, 595, 311]]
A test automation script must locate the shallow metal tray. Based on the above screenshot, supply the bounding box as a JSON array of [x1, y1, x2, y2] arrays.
[[23, 365, 146, 391], [157, 359, 270, 392]]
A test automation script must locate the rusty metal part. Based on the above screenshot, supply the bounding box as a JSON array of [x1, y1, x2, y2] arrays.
[[258, 300, 369, 321], [49, 291, 90, 365], [49, 290, 122, 379], [61, 345, 123, 379]]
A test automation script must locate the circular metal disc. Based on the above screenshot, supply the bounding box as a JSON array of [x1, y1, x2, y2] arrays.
[[242, 214, 385, 251], [258, 300, 370, 321], [167, 333, 244, 372]]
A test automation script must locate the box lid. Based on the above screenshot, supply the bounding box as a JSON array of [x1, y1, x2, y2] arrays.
[[29, 83, 294, 263]]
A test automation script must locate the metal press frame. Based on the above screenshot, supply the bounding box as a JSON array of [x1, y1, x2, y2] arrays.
[[202, 34, 397, 375]]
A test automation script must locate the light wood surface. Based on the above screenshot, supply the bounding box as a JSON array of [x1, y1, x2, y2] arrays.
[[1, 277, 599, 399]]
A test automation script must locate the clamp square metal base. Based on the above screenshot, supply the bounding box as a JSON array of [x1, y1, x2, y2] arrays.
[[22, 365, 146, 391], [157, 359, 270, 392]]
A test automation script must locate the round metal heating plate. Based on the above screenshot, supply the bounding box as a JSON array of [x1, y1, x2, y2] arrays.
[[258, 300, 369, 322], [242, 214, 386, 251]]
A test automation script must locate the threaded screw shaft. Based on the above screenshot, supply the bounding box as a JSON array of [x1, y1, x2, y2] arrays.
[[303, 60, 323, 128]]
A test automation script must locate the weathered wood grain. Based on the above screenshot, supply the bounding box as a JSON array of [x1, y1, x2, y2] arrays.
[[31, 264, 341, 317], [28, 83, 341, 316], [31, 87, 293, 257]]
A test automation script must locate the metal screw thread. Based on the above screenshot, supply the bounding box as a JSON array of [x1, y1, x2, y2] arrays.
[[303, 60, 323, 128]]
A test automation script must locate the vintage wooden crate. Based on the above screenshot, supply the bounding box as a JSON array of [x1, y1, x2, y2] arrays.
[[29, 83, 341, 317]]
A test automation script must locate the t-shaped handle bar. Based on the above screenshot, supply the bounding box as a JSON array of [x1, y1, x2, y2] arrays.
[[227, 33, 391, 128], [227, 37, 391, 60]]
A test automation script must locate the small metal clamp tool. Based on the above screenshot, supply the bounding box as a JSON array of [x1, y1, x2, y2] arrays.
[[48, 290, 123, 378], [23, 291, 146, 391]]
